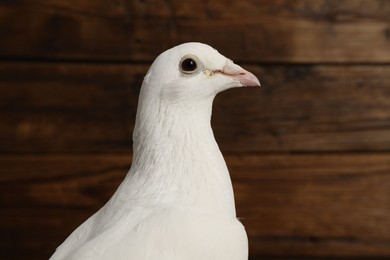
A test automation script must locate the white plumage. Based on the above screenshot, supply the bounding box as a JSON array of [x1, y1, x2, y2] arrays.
[[50, 42, 260, 260]]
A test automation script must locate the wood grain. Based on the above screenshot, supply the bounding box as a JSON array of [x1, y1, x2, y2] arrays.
[[0, 63, 143, 154], [1, 63, 390, 154], [1, 1, 390, 259], [1, 154, 389, 259], [0, 0, 389, 62]]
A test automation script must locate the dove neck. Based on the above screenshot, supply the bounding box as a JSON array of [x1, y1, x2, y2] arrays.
[[129, 96, 235, 216]]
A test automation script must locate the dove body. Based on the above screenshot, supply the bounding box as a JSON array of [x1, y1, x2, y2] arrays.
[[50, 42, 260, 260]]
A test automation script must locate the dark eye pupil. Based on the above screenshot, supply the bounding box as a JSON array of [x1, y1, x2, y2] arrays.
[[181, 58, 197, 72]]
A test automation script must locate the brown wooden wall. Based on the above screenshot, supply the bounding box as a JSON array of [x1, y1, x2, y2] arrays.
[[1, 0, 390, 259]]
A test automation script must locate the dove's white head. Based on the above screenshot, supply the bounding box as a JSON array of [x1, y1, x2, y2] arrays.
[[133, 42, 260, 153], [133, 42, 259, 153], [141, 42, 260, 102]]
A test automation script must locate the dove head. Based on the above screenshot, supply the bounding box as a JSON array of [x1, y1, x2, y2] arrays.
[[133, 42, 260, 151], [141, 42, 260, 102]]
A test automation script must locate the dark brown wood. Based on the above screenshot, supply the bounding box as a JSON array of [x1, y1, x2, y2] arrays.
[[1, 63, 390, 154], [0, 154, 389, 259], [0, 0, 389, 62], [0, 63, 144, 153], [230, 155, 390, 258], [1, 1, 389, 259]]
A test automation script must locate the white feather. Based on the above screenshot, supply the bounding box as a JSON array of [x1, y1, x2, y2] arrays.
[[50, 42, 258, 260]]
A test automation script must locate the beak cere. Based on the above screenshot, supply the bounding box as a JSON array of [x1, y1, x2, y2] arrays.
[[220, 60, 261, 87]]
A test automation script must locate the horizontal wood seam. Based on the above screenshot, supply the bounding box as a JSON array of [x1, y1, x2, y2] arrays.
[[1, 58, 390, 66]]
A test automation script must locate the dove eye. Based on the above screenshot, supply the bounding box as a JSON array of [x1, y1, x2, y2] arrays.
[[179, 55, 201, 75], [181, 58, 197, 71]]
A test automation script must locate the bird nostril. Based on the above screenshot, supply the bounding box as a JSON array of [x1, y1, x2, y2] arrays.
[[203, 69, 222, 76], [203, 69, 213, 76]]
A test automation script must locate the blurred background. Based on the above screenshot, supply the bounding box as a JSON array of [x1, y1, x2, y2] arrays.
[[1, 0, 390, 259]]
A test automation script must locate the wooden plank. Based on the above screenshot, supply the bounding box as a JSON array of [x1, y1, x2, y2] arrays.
[[0, 154, 389, 259], [0, 0, 389, 62], [1, 63, 390, 153], [0, 63, 143, 153], [230, 155, 390, 258]]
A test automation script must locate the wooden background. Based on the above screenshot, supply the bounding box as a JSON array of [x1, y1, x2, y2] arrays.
[[1, 0, 390, 259]]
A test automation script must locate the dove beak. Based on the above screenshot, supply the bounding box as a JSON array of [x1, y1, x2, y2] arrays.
[[221, 60, 261, 87]]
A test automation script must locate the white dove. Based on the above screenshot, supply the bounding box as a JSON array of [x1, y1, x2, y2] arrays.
[[50, 42, 260, 260]]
